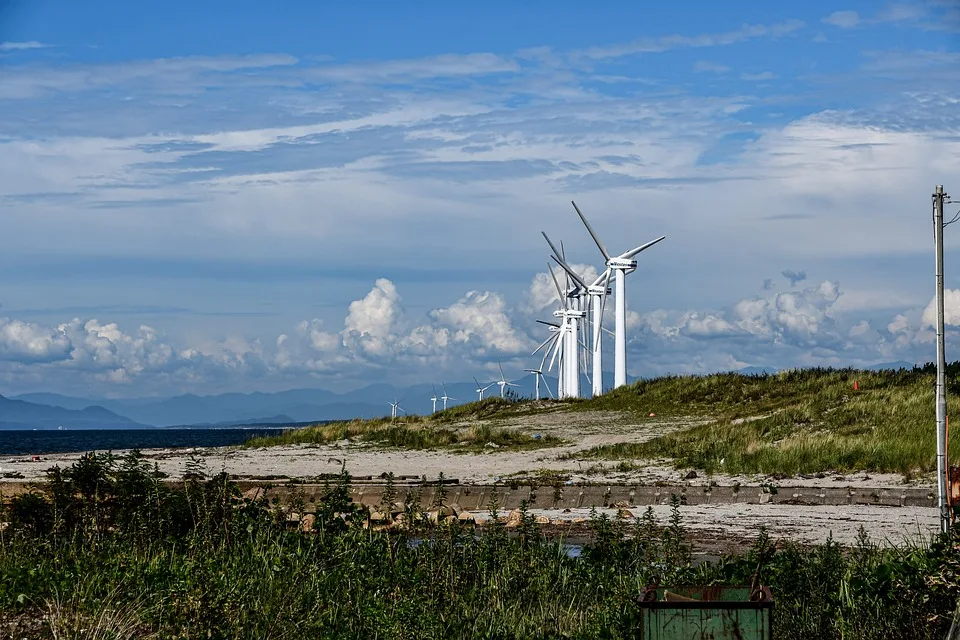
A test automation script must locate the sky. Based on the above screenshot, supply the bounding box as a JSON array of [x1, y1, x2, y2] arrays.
[[0, 1, 959, 399]]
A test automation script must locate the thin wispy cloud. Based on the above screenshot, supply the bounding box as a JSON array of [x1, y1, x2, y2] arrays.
[[822, 11, 861, 28], [0, 40, 48, 51]]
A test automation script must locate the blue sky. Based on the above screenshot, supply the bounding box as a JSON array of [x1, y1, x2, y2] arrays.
[[0, 1, 958, 398]]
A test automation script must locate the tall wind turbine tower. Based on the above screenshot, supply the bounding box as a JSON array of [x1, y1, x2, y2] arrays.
[[571, 201, 665, 389]]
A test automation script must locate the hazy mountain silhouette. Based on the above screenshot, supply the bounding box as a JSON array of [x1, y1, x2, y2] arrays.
[[0, 395, 148, 430]]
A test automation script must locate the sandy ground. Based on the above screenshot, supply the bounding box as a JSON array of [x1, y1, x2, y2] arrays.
[[0, 409, 930, 490], [0, 410, 941, 546], [489, 505, 940, 549]]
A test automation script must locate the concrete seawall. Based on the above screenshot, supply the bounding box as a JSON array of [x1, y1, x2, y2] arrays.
[[234, 480, 939, 512]]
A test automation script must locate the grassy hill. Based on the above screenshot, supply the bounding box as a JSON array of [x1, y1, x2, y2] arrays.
[[250, 366, 960, 475], [574, 366, 960, 475]]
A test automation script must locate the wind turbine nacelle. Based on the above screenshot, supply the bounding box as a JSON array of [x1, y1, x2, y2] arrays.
[[587, 286, 612, 296], [607, 257, 638, 269], [565, 310, 586, 319]]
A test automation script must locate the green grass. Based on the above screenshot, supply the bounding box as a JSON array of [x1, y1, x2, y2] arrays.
[[245, 415, 564, 452], [2, 453, 960, 639], [577, 366, 960, 475]]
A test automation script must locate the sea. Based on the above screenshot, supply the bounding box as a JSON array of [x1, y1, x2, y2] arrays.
[[0, 428, 291, 456]]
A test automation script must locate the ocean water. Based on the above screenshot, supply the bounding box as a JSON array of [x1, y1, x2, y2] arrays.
[[0, 428, 290, 456]]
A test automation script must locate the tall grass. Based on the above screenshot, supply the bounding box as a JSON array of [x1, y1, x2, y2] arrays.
[[1, 453, 959, 638], [577, 367, 960, 474], [246, 414, 564, 451]]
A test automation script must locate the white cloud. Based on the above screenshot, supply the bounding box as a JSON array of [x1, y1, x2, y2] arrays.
[[922, 289, 960, 327], [822, 11, 860, 28], [0, 318, 72, 363], [0, 41, 48, 51]]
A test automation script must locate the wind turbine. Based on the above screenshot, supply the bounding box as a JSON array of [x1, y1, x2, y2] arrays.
[[495, 360, 520, 398], [473, 377, 496, 401], [571, 201, 665, 389], [430, 385, 438, 414], [543, 255, 585, 399], [548, 247, 612, 397], [440, 383, 455, 410], [523, 367, 554, 401], [389, 399, 405, 420]]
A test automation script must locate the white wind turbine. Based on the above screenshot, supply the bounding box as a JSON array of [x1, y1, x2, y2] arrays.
[[495, 360, 520, 398], [473, 377, 496, 401], [571, 201, 665, 389], [532, 320, 564, 398], [430, 385, 439, 414], [525, 318, 557, 402], [543, 258, 585, 399], [389, 399, 405, 420], [440, 382, 455, 410], [547, 248, 611, 397]]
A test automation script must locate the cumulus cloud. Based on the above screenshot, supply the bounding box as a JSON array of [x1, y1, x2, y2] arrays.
[[342, 278, 403, 357], [0, 318, 72, 363], [922, 289, 960, 327]]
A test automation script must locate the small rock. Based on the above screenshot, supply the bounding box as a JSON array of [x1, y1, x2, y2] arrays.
[[684, 470, 698, 480], [535, 515, 550, 524], [571, 517, 587, 524], [458, 512, 476, 524], [613, 500, 630, 508], [550, 519, 565, 526], [562, 508, 572, 513], [505, 509, 523, 528], [485, 442, 501, 449], [617, 508, 634, 519], [301, 514, 315, 532], [648, 412, 656, 417]]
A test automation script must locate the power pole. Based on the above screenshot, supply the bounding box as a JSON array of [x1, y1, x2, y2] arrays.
[[934, 184, 950, 534]]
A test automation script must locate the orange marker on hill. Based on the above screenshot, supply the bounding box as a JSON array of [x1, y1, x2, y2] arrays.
[[853, 380, 859, 391]]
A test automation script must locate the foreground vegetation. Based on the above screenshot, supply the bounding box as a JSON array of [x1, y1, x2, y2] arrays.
[[1, 452, 959, 639], [575, 365, 960, 475]]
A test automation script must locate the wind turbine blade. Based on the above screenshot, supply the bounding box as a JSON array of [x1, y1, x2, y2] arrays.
[[571, 200, 611, 261], [536, 319, 561, 327], [539, 336, 554, 371], [618, 236, 666, 259], [594, 269, 611, 347], [473, 377, 481, 389], [498, 359, 506, 381], [560, 240, 570, 293], [547, 263, 565, 303], [540, 231, 564, 261], [532, 334, 554, 356], [483, 383, 496, 391], [547, 331, 563, 371], [541, 374, 555, 399], [550, 255, 589, 290], [507, 382, 520, 387]]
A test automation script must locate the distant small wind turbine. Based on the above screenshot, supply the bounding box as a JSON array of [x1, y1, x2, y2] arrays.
[[523, 368, 553, 401], [430, 385, 438, 414], [474, 377, 496, 401], [389, 399, 405, 420], [440, 383, 456, 410], [495, 360, 520, 398]]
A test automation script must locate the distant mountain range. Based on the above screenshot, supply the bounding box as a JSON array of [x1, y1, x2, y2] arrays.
[[0, 395, 147, 430], [2, 361, 921, 430]]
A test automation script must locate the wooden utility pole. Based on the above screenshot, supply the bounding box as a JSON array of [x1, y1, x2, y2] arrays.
[[934, 184, 950, 533]]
